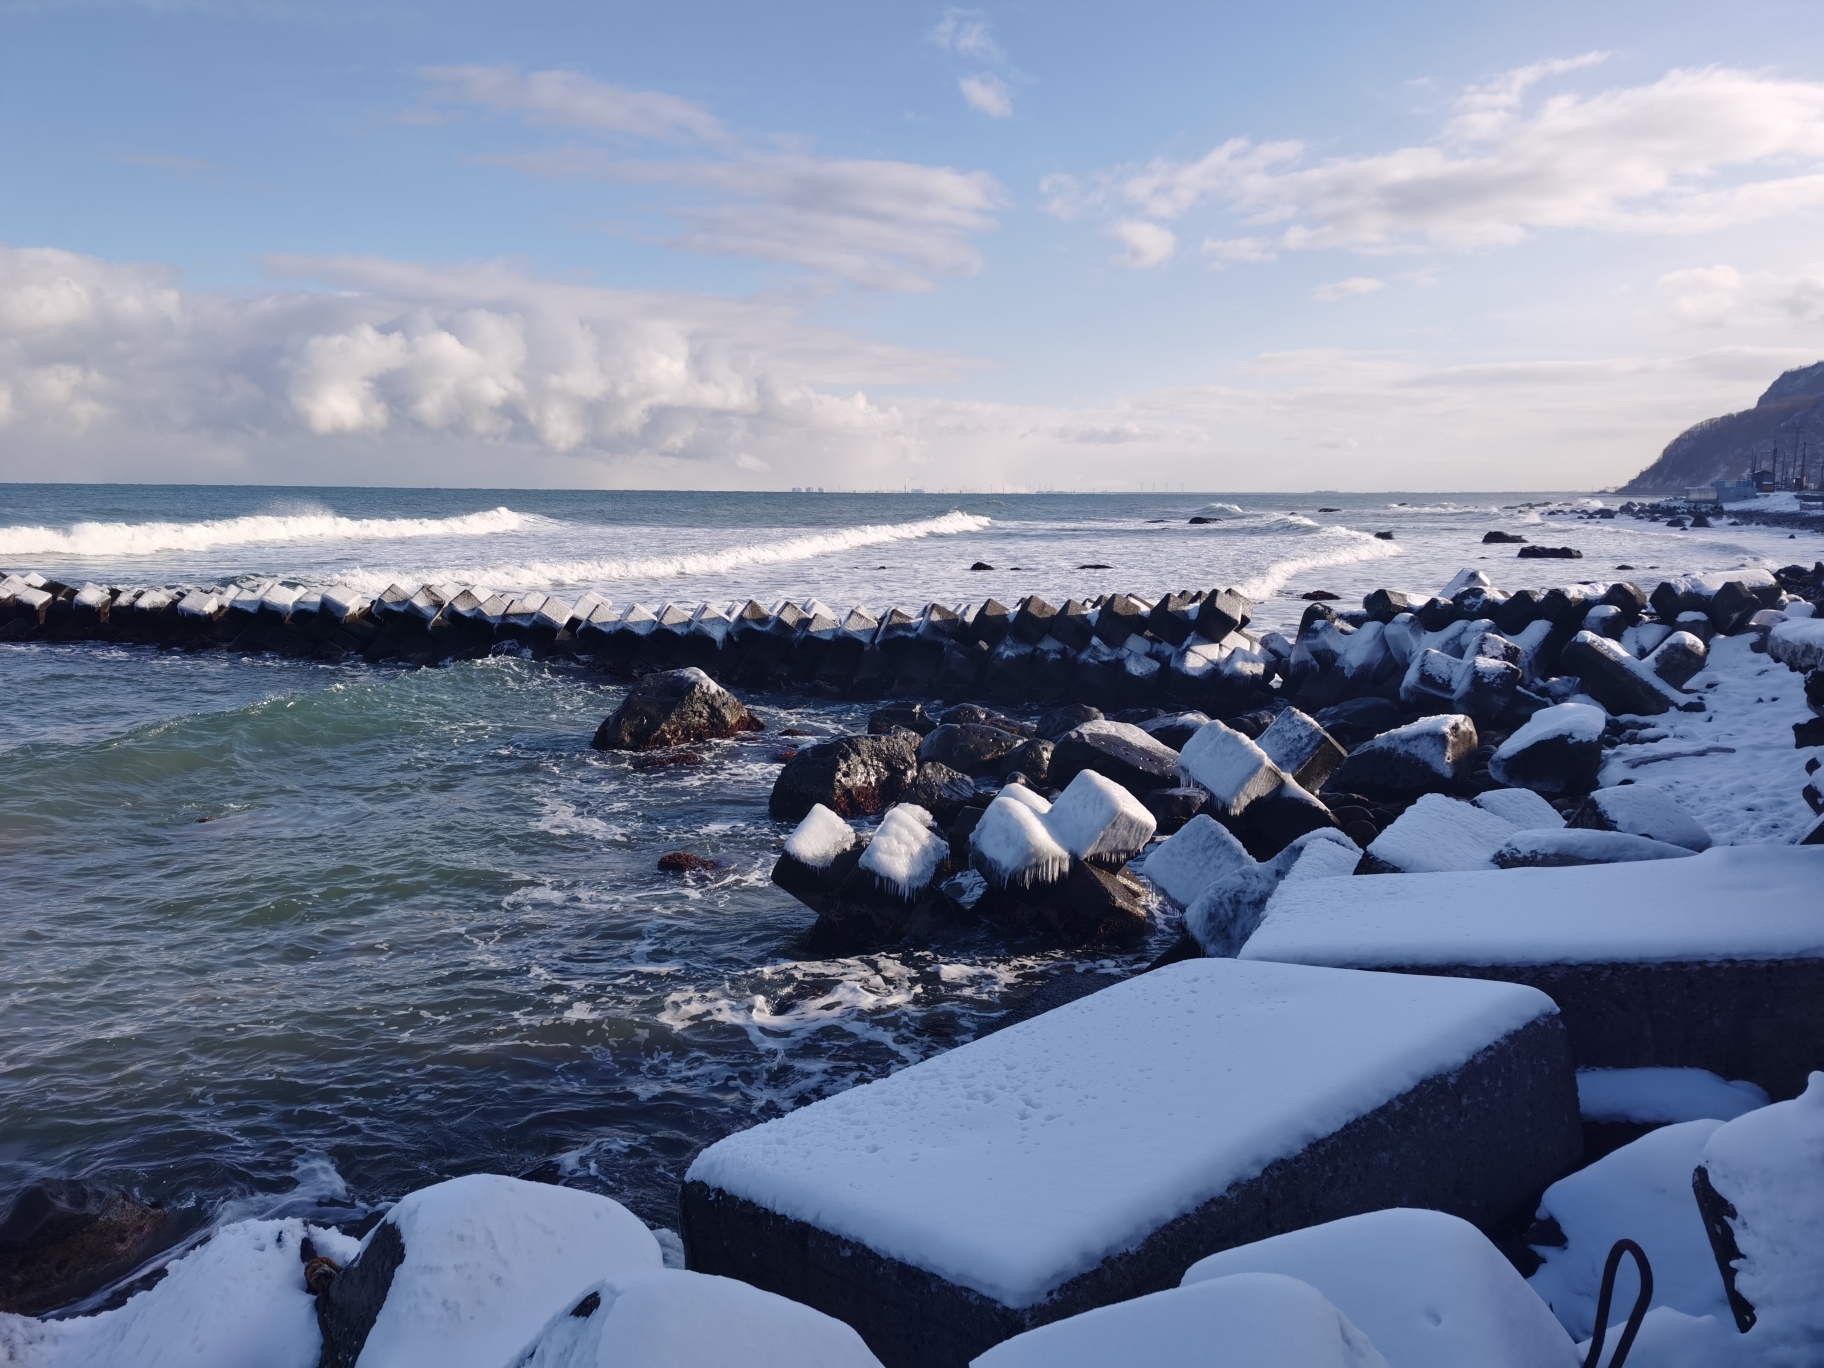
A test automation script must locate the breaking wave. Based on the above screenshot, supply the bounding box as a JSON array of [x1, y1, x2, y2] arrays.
[[340, 511, 993, 592], [0, 507, 541, 559], [1232, 530, 1403, 601]]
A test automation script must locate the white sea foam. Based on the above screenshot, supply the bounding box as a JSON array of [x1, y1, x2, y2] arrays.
[[1232, 531, 1403, 601], [0, 506, 540, 558], [334, 511, 993, 593]]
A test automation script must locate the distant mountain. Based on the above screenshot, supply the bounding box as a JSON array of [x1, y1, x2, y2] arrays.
[[1622, 362, 1824, 493]]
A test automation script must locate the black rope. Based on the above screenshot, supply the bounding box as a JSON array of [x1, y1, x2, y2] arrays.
[[1582, 1238, 1654, 1368]]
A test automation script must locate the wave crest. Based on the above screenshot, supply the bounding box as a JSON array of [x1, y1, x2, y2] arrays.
[[0, 507, 539, 558], [1232, 530, 1402, 601]]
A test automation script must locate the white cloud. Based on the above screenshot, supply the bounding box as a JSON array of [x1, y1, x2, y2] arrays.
[[420, 65, 727, 144], [1312, 276, 1385, 302], [929, 9, 1001, 61], [1202, 236, 1278, 265], [1108, 220, 1176, 268], [1056, 62, 1824, 258], [959, 73, 1012, 117], [1656, 261, 1824, 327]]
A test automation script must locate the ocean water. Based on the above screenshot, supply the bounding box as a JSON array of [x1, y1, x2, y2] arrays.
[[1, 485, 1816, 1277]]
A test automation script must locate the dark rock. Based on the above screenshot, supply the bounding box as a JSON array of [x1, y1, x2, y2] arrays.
[[969, 561, 994, 571], [1187, 515, 1219, 524], [1374, 530, 1395, 540], [1325, 714, 1479, 797], [1482, 531, 1528, 544], [1807, 668, 1824, 717], [1488, 721, 1603, 798], [1226, 780, 1339, 861], [0, 1181, 201, 1316], [631, 750, 702, 771], [919, 723, 1026, 776], [317, 1215, 407, 1368], [1047, 600, 1095, 651], [1414, 597, 1461, 631], [999, 738, 1054, 787], [1222, 707, 1278, 740], [772, 830, 865, 915], [591, 668, 763, 751], [1050, 722, 1181, 795], [980, 860, 1151, 946], [900, 763, 981, 825], [1010, 596, 1058, 645], [870, 702, 938, 736], [1495, 589, 1545, 636], [769, 733, 920, 822], [1362, 589, 1412, 623], [967, 600, 1013, 648], [1142, 786, 1209, 836], [1518, 546, 1583, 559], [808, 852, 960, 954], [934, 638, 989, 698], [1796, 717, 1824, 748], [1299, 590, 1340, 601], [1601, 581, 1647, 616], [1692, 1166, 1756, 1334], [658, 852, 719, 873], [939, 704, 1031, 734], [1035, 703, 1102, 742], [1706, 580, 1761, 632], [1561, 631, 1679, 716]]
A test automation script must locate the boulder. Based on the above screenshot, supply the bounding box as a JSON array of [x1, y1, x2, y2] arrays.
[[1035, 703, 1102, 741], [1140, 814, 1255, 908], [918, 723, 1025, 776], [1493, 828, 1698, 868], [1141, 786, 1212, 836], [1472, 786, 1566, 829], [1561, 631, 1687, 716], [1487, 701, 1605, 796], [591, 668, 763, 751], [940, 703, 1031, 734], [769, 733, 919, 823], [1325, 714, 1479, 797], [998, 738, 1054, 787], [1050, 720, 1181, 795], [1177, 722, 1284, 815], [1043, 769, 1157, 868], [1195, 589, 1252, 640], [1254, 708, 1345, 794], [1482, 530, 1528, 544], [898, 763, 979, 825], [0, 1180, 202, 1316], [1184, 829, 1360, 955], [1138, 710, 1209, 751], [1518, 546, 1583, 559], [1362, 588, 1413, 622], [1569, 785, 1713, 851], [868, 702, 937, 736], [1647, 630, 1708, 688]]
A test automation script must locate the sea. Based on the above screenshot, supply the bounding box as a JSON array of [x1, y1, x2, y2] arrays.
[[1, 484, 1815, 1271]]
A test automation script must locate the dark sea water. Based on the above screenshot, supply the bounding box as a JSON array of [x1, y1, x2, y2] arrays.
[[1, 484, 1812, 1260]]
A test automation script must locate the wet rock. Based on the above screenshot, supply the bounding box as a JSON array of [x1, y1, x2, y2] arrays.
[[1195, 589, 1253, 641], [1326, 714, 1480, 797], [1142, 786, 1209, 836], [1051, 719, 1182, 795], [1482, 531, 1527, 543], [0, 1180, 200, 1316], [999, 738, 1054, 787], [1137, 710, 1208, 751], [969, 561, 994, 571], [868, 702, 937, 736], [919, 722, 1026, 776], [317, 1217, 407, 1368], [1362, 588, 1413, 623], [899, 762, 979, 825], [591, 668, 763, 751], [768, 732, 919, 823], [1518, 546, 1583, 559], [939, 703, 1031, 734], [807, 805, 955, 952], [657, 852, 719, 873]]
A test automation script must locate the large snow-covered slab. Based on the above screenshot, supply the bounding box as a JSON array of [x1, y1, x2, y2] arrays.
[[682, 959, 1576, 1368], [1244, 847, 1824, 1096]]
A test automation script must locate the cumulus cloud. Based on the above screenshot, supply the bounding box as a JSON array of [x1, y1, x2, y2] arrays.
[[1656, 261, 1824, 327], [959, 73, 1012, 117], [1312, 276, 1385, 302], [419, 65, 728, 144], [1054, 61, 1824, 260], [1108, 220, 1176, 268]]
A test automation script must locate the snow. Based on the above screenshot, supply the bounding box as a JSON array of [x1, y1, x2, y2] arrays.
[[1700, 1072, 1824, 1358], [1766, 616, 1824, 672], [1475, 788, 1567, 829], [1575, 1068, 1769, 1124], [1367, 793, 1520, 873], [1279, 834, 1364, 883], [1176, 722, 1284, 814], [997, 784, 1052, 815], [857, 804, 946, 898], [1137, 814, 1253, 907], [970, 1272, 1389, 1368], [1190, 830, 1363, 956], [1580, 1307, 1743, 1368], [1528, 1121, 1732, 1339], [1580, 786, 1713, 852], [355, 1174, 662, 1368], [1242, 845, 1824, 967], [685, 958, 1557, 1310], [1496, 828, 1697, 867], [784, 805, 858, 869], [506, 1269, 882, 1368], [0, 1217, 351, 1368], [1491, 703, 1606, 779], [1182, 1208, 1578, 1368], [1044, 769, 1157, 865], [1598, 636, 1821, 844], [1073, 719, 1180, 769], [1350, 714, 1477, 779], [969, 791, 1071, 889], [1443, 568, 1495, 598]]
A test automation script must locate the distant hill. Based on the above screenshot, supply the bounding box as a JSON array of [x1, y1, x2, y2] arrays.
[[1622, 362, 1824, 493]]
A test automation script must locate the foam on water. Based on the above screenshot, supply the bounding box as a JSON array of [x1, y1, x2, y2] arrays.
[[0, 506, 542, 558]]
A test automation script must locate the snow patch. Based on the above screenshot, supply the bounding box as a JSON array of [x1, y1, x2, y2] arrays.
[[784, 805, 858, 870], [857, 804, 946, 899]]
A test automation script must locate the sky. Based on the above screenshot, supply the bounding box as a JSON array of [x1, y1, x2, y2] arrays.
[[4, 0, 1824, 491]]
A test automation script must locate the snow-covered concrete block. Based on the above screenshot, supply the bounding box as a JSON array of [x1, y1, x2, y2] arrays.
[[1138, 814, 1252, 907], [682, 959, 1577, 1368], [1487, 702, 1605, 796], [1493, 828, 1697, 868], [1255, 708, 1345, 794], [1367, 793, 1519, 873], [315, 1174, 661, 1368], [1647, 629, 1707, 688], [970, 790, 1072, 889], [772, 805, 864, 913], [1327, 714, 1479, 796], [1044, 769, 1156, 867], [1176, 722, 1284, 815], [1474, 787, 1566, 829], [1569, 785, 1712, 852], [1561, 631, 1690, 717], [1184, 1208, 1579, 1368], [1050, 720, 1181, 795], [1186, 829, 1367, 956], [507, 1269, 883, 1368], [1767, 616, 1824, 673], [857, 804, 947, 899], [970, 1273, 1389, 1368], [1243, 846, 1824, 1096]]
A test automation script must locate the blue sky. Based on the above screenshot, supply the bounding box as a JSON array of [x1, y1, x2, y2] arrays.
[[4, 0, 1824, 489]]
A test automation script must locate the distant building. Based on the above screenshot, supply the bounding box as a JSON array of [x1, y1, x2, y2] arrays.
[[1716, 479, 1758, 504], [1685, 485, 1718, 503]]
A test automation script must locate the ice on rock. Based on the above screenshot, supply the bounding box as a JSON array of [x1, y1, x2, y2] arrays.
[[784, 805, 860, 869], [1699, 1072, 1824, 1356], [1183, 1208, 1579, 1368], [508, 1270, 883, 1368], [1575, 1068, 1768, 1124], [0, 1217, 356, 1368], [1529, 1122, 1734, 1339], [997, 783, 1052, 815], [1138, 814, 1253, 908], [857, 804, 946, 899], [1176, 722, 1284, 815], [1189, 829, 1361, 957], [1573, 785, 1712, 852], [970, 792, 1071, 889], [1044, 770, 1157, 866], [1494, 828, 1697, 868], [355, 1174, 662, 1368], [1474, 787, 1567, 829], [970, 1272, 1389, 1368], [1367, 793, 1520, 873]]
